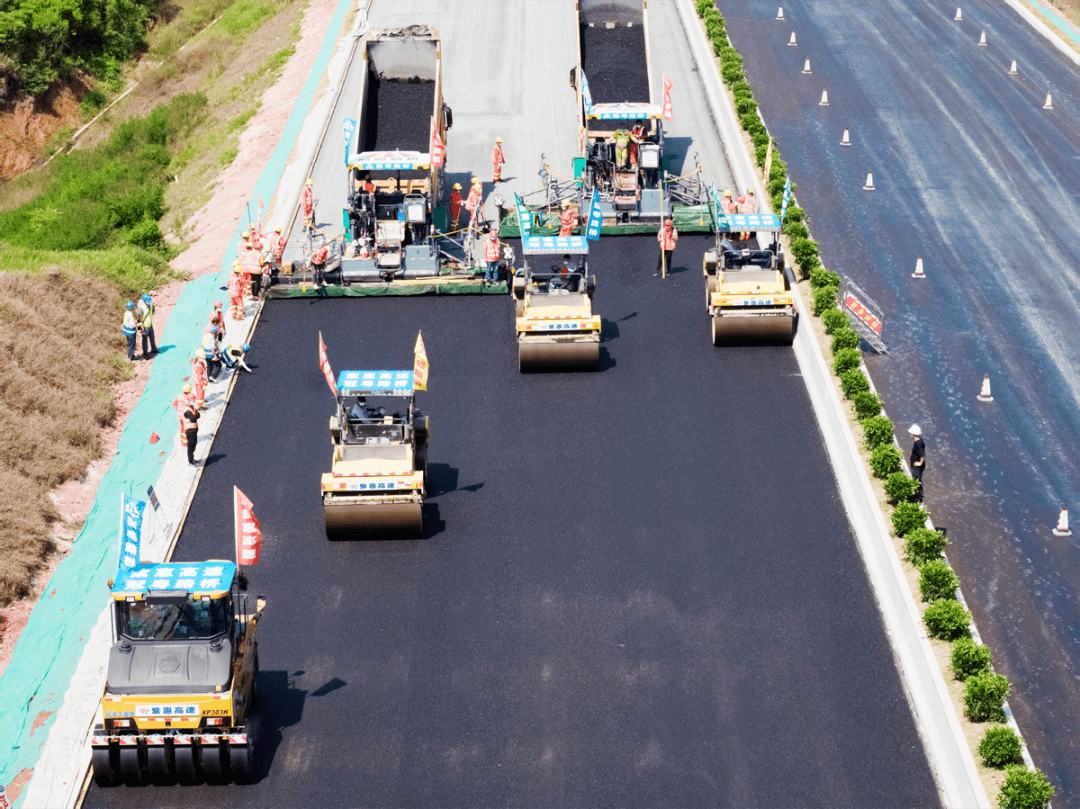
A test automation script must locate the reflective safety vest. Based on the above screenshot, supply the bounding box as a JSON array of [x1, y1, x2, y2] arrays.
[[450, 190, 462, 218], [225, 343, 246, 361], [484, 236, 500, 262], [491, 143, 504, 166], [722, 197, 737, 215], [122, 310, 137, 336], [137, 301, 153, 328], [173, 393, 192, 414], [312, 246, 329, 265], [201, 332, 218, 359], [658, 225, 678, 251], [273, 235, 287, 258], [227, 272, 242, 296], [301, 186, 314, 215], [181, 408, 199, 432], [250, 256, 264, 275], [192, 357, 207, 384], [613, 130, 630, 148], [465, 187, 481, 213], [737, 195, 756, 215], [559, 207, 576, 234]]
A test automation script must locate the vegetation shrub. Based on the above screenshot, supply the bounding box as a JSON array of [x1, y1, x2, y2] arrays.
[[904, 527, 948, 565], [891, 501, 926, 536], [783, 205, 805, 223], [979, 726, 1023, 768], [735, 95, 756, 115], [862, 416, 894, 450], [789, 237, 820, 278], [767, 164, 787, 197], [963, 670, 1009, 721], [884, 471, 921, 503], [125, 219, 165, 250], [821, 307, 848, 335], [812, 286, 838, 316], [833, 347, 861, 376], [696, 0, 714, 16], [869, 444, 901, 478], [0, 92, 207, 252], [919, 559, 959, 602], [810, 266, 840, 289], [831, 327, 860, 354], [839, 367, 869, 397], [722, 62, 744, 84], [729, 78, 751, 96], [705, 19, 725, 40], [0, 0, 157, 95], [850, 389, 880, 419], [924, 598, 971, 641], [998, 766, 1055, 809], [951, 637, 993, 681]]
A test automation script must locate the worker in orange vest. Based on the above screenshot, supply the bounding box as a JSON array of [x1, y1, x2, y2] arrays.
[[722, 188, 738, 216], [629, 123, 645, 168], [558, 200, 576, 236], [483, 229, 502, 283], [465, 178, 483, 226], [736, 188, 756, 241], [241, 243, 257, 297], [310, 240, 330, 287], [191, 354, 207, 409], [210, 301, 225, 345], [491, 137, 505, 182], [173, 383, 194, 417], [450, 183, 463, 228], [301, 179, 315, 230], [656, 217, 678, 276], [227, 263, 244, 320], [271, 226, 287, 268], [250, 254, 265, 299]]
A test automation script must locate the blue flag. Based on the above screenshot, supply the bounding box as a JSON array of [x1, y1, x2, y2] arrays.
[[581, 70, 593, 113], [585, 187, 603, 241], [343, 117, 357, 165], [514, 192, 532, 238], [118, 494, 146, 573], [709, 181, 729, 231], [780, 176, 792, 223]]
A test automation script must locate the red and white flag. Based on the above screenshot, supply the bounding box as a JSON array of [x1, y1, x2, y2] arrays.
[[763, 138, 773, 184], [430, 117, 446, 167], [257, 194, 264, 236], [413, 330, 429, 391], [318, 331, 337, 396], [662, 75, 674, 122], [234, 486, 262, 566]]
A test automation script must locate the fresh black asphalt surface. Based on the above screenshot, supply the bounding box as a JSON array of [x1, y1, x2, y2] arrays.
[[720, 0, 1080, 800], [86, 236, 938, 808]]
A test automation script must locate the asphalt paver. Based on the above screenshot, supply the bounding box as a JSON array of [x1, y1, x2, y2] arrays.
[[719, 0, 1080, 799], [85, 235, 939, 808]]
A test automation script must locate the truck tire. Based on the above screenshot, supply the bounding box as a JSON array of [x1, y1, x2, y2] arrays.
[[119, 745, 147, 786], [174, 742, 198, 785], [230, 717, 258, 784], [201, 741, 226, 784], [146, 744, 172, 785]]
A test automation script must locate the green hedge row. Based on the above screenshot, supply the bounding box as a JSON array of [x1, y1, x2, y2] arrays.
[[694, 5, 1053, 805]]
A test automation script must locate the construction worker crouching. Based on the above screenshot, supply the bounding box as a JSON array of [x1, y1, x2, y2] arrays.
[[223, 342, 253, 373]]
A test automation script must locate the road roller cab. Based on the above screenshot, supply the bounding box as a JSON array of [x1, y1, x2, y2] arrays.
[[91, 561, 265, 786], [512, 235, 601, 372], [704, 212, 794, 345], [323, 369, 428, 537]]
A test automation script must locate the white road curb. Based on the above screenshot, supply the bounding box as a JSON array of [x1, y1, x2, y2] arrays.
[[674, 2, 989, 806]]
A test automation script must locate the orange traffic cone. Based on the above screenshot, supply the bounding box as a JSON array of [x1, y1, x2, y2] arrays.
[[841, 128, 851, 146], [1053, 506, 1072, 536], [1043, 93, 1054, 110], [978, 31, 987, 47], [777, 6, 784, 20], [912, 257, 925, 279], [819, 90, 829, 106], [955, 8, 963, 20], [863, 172, 875, 190], [977, 375, 994, 402], [802, 58, 812, 74], [1008, 60, 1017, 75], [789, 32, 797, 46]]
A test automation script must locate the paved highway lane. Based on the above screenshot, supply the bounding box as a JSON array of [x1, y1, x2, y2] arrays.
[[84, 236, 938, 808], [720, 0, 1080, 799]]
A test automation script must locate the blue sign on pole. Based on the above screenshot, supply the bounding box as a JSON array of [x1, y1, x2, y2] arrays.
[[515, 192, 532, 238], [118, 494, 146, 573], [780, 176, 792, 223], [581, 71, 593, 113], [343, 118, 357, 165], [585, 187, 603, 241]]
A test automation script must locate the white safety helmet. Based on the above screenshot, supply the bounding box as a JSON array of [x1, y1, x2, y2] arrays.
[[909, 424, 922, 436]]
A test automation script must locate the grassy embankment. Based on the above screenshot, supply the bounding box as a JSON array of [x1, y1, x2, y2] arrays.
[[0, 0, 306, 605]]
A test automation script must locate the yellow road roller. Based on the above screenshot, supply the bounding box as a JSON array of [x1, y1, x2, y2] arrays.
[[322, 369, 428, 537], [512, 235, 601, 371], [91, 558, 265, 786], [704, 211, 794, 345]]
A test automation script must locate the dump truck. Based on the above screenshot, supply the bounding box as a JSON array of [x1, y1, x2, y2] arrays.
[[91, 560, 265, 786], [513, 235, 601, 371], [570, 0, 668, 225], [323, 369, 428, 537], [704, 210, 794, 345], [342, 26, 451, 282]]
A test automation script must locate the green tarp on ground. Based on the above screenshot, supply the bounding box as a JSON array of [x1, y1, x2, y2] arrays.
[[497, 204, 716, 238], [266, 280, 508, 297]]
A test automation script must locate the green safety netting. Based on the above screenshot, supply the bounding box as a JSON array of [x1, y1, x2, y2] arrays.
[[498, 204, 715, 239], [267, 280, 508, 297], [0, 2, 353, 802]]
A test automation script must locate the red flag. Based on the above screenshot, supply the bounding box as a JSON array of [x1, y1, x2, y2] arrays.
[[430, 117, 445, 167], [234, 486, 261, 566], [318, 331, 337, 396], [662, 75, 674, 122], [413, 330, 429, 391]]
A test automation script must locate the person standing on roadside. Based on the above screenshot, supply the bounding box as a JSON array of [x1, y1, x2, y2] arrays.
[[909, 424, 926, 502], [450, 183, 463, 229], [202, 325, 222, 382], [191, 354, 207, 410], [123, 301, 137, 361], [302, 178, 315, 231], [136, 293, 157, 358], [491, 137, 505, 183], [656, 217, 678, 276], [181, 403, 200, 466]]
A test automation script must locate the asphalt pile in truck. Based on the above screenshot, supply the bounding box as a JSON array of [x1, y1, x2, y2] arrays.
[[580, 24, 649, 114]]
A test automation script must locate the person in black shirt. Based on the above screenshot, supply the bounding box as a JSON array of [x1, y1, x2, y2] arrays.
[[909, 424, 926, 502]]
